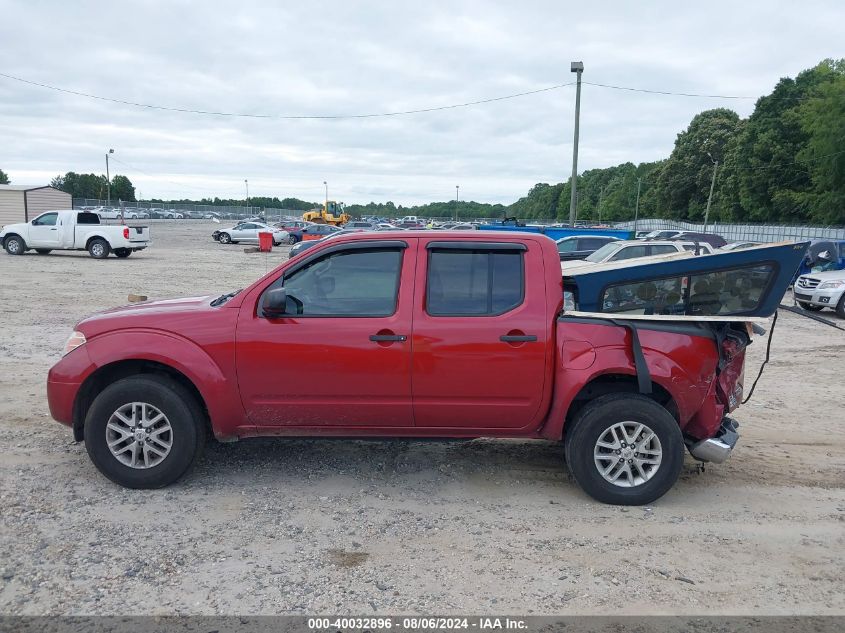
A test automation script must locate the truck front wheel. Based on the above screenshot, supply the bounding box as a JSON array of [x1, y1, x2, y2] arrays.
[[84, 375, 206, 489], [4, 235, 26, 255], [564, 394, 684, 505], [88, 239, 110, 259]]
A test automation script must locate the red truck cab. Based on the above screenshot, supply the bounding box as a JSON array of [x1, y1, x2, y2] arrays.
[[47, 231, 755, 505]]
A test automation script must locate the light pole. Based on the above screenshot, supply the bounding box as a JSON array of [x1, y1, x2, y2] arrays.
[[455, 185, 459, 221], [244, 179, 249, 211], [634, 177, 642, 233], [323, 181, 328, 211], [597, 186, 604, 224], [568, 61, 584, 227], [704, 153, 719, 233], [106, 149, 114, 205]]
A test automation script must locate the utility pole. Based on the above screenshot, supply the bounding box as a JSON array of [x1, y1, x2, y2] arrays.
[[323, 180, 328, 212], [597, 186, 604, 224], [244, 179, 249, 214], [455, 185, 459, 221], [634, 177, 642, 233], [106, 148, 114, 205], [704, 157, 719, 233], [568, 61, 584, 227]]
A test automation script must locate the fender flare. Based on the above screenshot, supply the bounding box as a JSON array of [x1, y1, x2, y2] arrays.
[[82, 329, 243, 437]]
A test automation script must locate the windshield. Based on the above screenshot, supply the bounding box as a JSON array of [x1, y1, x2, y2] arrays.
[[586, 242, 621, 262]]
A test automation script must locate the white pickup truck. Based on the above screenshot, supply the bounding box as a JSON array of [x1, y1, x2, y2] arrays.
[[0, 210, 151, 259]]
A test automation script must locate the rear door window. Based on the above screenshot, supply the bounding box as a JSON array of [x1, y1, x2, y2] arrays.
[[427, 248, 524, 316], [609, 245, 648, 261]]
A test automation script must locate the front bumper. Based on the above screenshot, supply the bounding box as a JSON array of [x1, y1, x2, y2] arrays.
[[689, 417, 740, 464], [793, 287, 843, 307]]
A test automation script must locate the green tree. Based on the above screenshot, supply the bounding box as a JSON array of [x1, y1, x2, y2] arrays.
[[110, 175, 136, 202], [655, 108, 743, 221], [0, 169, 9, 185], [730, 60, 844, 222], [796, 63, 845, 224]]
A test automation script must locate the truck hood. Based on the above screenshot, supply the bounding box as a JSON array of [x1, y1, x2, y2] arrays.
[[78, 295, 223, 337]]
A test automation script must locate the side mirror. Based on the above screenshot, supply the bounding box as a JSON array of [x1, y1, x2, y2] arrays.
[[262, 288, 287, 317]]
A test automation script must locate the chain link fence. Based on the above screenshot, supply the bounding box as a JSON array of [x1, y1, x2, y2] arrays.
[[613, 219, 845, 243], [72, 199, 307, 222]]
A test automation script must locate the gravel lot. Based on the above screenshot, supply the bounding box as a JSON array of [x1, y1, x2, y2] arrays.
[[0, 222, 843, 616]]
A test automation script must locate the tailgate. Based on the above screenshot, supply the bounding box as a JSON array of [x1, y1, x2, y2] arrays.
[[128, 226, 151, 243]]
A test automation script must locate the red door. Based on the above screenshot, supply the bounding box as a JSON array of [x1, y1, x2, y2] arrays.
[[235, 240, 416, 427], [410, 239, 551, 430]]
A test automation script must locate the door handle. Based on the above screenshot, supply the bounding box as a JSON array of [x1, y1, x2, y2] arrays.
[[50, 228, 57, 231], [500, 334, 537, 342], [369, 334, 407, 342]]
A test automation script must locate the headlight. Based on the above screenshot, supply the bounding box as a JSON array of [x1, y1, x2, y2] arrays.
[[819, 281, 845, 289], [63, 331, 86, 356]]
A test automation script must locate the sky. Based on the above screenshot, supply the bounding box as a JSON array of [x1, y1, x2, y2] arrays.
[[1, 0, 843, 205]]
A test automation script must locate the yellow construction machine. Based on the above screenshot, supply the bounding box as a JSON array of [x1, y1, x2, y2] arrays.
[[302, 201, 349, 225]]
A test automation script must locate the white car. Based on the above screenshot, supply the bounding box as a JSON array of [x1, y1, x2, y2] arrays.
[[1, 210, 151, 259], [163, 209, 184, 219], [793, 270, 845, 317], [96, 207, 123, 220], [215, 222, 289, 245], [124, 209, 150, 219], [564, 240, 714, 269]]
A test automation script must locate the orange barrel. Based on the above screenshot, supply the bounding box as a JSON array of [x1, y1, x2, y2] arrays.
[[258, 232, 273, 252]]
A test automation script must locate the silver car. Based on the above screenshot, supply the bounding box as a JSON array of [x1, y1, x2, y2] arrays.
[[794, 270, 845, 316], [216, 222, 289, 245]]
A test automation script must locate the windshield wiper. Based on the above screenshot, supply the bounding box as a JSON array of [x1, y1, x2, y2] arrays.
[[210, 289, 242, 307]]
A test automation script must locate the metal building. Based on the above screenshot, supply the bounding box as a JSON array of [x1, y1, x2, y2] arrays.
[[0, 185, 73, 226]]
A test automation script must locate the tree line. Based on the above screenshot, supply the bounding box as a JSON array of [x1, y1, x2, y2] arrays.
[[9, 59, 841, 225]]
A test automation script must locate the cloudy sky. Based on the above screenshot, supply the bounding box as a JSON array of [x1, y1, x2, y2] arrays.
[[1, 1, 842, 205]]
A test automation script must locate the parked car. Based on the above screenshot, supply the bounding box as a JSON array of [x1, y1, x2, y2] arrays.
[[565, 240, 715, 269], [720, 241, 761, 251], [641, 229, 686, 240], [376, 223, 401, 231], [449, 223, 477, 230], [667, 232, 727, 249], [163, 210, 184, 219], [1, 210, 151, 258], [46, 231, 800, 503], [124, 209, 150, 219], [792, 239, 845, 281], [215, 222, 288, 246], [287, 228, 366, 258], [96, 208, 123, 220], [345, 221, 378, 230], [555, 235, 620, 261], [793, 269, 845, 316], [148, 209, 166, 219]]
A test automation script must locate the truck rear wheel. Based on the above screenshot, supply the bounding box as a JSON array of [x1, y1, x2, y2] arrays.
[[88, 238, 110, 259], [4, 235, 26, 255], [564, 393, 684, 505], [84, 375, 206, 489]]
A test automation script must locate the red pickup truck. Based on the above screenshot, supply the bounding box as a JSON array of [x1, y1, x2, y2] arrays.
[[47, 231, 754, 505]]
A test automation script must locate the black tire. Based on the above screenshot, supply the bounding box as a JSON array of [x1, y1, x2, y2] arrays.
[[287, 234, 298, 245], [4, 235, 26, 255], [35, 249, 52, 255], [88, 238, 110, 259], [218, 233, 231, 244], [836, 293, 845, 319], [564, 393, 684, 505], [114, 248, 131, 258], [84, 375, 206, 489], [797, 301, 824, 312]]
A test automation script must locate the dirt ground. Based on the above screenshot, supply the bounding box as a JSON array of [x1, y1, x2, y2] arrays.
[[0, 222, 843, 616]]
